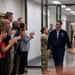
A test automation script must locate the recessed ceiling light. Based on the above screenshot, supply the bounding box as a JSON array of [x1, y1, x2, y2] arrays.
[[65, 8, 71, 11], [73, 13, 75, 15], [61, 5, 66, 8], [70, 11, 74, 13], [52, 1, 61, 4]]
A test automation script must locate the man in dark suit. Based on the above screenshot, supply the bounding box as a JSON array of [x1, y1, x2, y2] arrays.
[[47, 21, 72, 75]]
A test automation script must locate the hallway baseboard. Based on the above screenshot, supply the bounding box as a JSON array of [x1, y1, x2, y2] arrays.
[[28, 55, 41, 68]]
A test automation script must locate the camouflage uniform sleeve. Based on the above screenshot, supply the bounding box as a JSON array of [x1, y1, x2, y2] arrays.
[[41, 35, 48, 50]]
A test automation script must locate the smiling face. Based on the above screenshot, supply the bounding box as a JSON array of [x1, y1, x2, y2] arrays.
[[8, 15, 13, 22], [56, 21, 62, 30], [0, 26, 7, 39], [18, 18, 24, 24], [5, 21, 10, 30], [1, 19, 10, 30]]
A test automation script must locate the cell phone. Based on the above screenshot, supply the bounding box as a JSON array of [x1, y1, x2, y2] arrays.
[[20, 23, 25, 31]]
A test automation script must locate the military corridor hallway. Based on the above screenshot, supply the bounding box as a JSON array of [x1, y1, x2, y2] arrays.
[[25, 53, 75, 75]]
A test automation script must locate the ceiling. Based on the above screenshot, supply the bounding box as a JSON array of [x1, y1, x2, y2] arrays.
[[33, 0, 75, 4], [33, 0, 75, 15]]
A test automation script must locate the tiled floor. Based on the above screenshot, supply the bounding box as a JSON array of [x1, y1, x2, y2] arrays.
[[21, 68, 75, 75], [25, 68, 56, 75], [26, 50, 75, 75], [20, 56, 75, 75], [28, 50, 75, 68]]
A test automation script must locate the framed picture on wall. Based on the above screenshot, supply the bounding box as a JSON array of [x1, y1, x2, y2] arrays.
[[0, 13, 5, 24]]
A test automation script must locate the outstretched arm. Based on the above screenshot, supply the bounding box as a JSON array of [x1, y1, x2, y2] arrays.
[[0, 39, 16, 53]]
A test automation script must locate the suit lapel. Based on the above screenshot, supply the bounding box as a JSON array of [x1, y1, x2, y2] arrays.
[[55, 30, 57, 41]]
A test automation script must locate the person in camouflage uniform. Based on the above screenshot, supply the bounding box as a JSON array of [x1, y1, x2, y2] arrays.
[[41, 27, 50, 74]]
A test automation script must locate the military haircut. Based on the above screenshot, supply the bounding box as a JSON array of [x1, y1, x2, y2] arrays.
[[57, 21, 62, 25], [4, 12, 13, 19]]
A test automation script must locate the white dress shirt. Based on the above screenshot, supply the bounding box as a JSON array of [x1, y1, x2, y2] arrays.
[[57, 31, 59, 41]]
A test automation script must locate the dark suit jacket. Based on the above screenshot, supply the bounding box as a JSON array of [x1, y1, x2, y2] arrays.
[[47, 29, 71, 50]]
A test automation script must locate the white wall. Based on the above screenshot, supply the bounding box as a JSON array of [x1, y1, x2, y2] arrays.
[[48, 8, 56, 29], [48, 8, 68, 30], [61, 14, 68, 30], [27, 0, 41, 60], [21, 0, 25, 22], [0, 0, 25, 21], [67, 15, 75, 21]]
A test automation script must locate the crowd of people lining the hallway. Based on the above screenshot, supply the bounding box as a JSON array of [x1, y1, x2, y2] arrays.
[[0, 11, 75, 75], [0, 12, 34, 75]]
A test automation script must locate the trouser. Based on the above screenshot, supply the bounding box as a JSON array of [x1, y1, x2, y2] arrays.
[[41, 51, 48, 70], [19, 51, 28, 74], [52, 48, 65, 75], [0, 58, 7, 75], [4, 51, 11, 75], [0, 59, 4, 75], [11, 53, 21, 75], [9, 52, 14, 75], [5, 47, 14, 75], [11, 44, 22, 75]]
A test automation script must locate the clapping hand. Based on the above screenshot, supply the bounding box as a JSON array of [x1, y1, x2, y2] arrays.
[[9, 39, 16, 46], [11, 30, 17, 35], [29, 31, 35, 38], [15, 36, 22, 40], [11, 30, 17, 39]]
